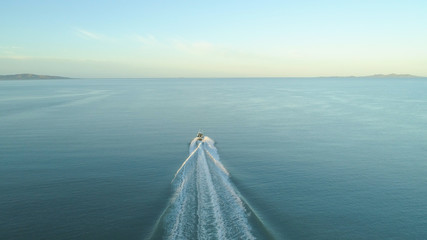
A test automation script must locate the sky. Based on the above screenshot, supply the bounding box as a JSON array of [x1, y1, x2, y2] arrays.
[[1, 0, 426, 78]]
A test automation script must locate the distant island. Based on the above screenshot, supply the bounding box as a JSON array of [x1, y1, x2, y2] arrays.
[[0, 74, 70, 80], [325, 74, 422, 78], [363, 74, 421, 78]]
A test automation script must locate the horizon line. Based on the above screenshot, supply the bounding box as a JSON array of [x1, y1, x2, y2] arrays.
[[1, 73, 426, 79]]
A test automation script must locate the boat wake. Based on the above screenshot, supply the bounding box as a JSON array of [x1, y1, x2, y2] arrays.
[[149, 135, 269, 239]]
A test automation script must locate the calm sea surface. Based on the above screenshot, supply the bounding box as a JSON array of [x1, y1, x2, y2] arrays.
[[1, 78, 427, 239]]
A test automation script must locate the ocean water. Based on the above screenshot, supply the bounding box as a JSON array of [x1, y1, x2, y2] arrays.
[[1, 78, 427, 239]]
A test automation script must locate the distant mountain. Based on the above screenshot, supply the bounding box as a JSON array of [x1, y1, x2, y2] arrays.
[[325, 74, 423, 78], [363, 74, 421, 78], [0, 74, 70, 80]]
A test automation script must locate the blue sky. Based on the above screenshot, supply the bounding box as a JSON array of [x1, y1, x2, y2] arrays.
[[1, 0, 426, 77]]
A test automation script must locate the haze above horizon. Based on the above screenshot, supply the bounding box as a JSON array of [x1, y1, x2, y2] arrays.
[[1, 0, 426, 78]]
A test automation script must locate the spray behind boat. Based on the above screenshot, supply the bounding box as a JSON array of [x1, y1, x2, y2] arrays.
[[147, 131, 275, 239]]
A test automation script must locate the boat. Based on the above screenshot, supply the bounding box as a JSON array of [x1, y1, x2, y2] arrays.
[[196, 131, 204, 141]]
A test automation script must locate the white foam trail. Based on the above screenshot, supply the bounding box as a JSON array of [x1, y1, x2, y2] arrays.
[[196, 147, 227, 239], [171, 141, 202, 183], [162, 136, 256, 240], [204, 148, 229, 176]]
